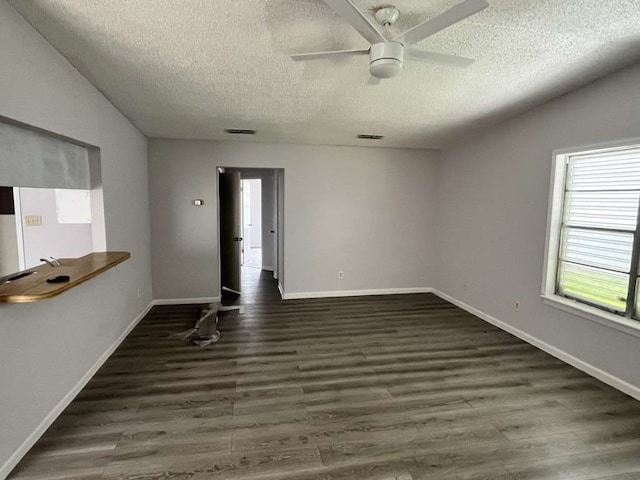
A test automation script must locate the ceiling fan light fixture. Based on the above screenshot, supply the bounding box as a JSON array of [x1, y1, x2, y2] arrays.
[[369, 42, 403, 78]]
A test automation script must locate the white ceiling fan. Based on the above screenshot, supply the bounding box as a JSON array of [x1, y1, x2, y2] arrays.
[[291, 0, 488, 84]]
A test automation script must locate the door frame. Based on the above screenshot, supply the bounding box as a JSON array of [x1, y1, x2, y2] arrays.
[[12, 187, 26, 270], [216, 167, 284, 298]]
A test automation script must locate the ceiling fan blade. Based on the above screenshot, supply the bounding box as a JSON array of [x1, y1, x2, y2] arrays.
[[367, 76, 381, 85], [405, 48, 475, 67], [393, 0, 488, 46], [290, 48, 369, 62], [324, 0, 386, 45]]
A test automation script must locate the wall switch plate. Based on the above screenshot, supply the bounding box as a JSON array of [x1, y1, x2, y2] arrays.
[[338, 271, 344, 279], [24, 215, 42, 226]]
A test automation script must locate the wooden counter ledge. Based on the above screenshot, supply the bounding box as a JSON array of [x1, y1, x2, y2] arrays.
[[0, 252, 130, 303]]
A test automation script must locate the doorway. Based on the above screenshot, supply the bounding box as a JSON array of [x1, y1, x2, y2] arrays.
[[218, 168, 284, 297]]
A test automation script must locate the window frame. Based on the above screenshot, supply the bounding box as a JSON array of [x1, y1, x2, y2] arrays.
[[542, 138, 640, 338]]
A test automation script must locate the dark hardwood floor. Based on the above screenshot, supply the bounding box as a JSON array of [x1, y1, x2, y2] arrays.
[[9, 267, 640, 479]]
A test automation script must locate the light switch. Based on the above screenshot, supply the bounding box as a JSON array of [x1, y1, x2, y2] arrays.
[[24, 215, 42, 226]]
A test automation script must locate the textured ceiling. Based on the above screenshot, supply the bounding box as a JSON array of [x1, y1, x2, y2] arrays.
[[8, 0, 640, 149]]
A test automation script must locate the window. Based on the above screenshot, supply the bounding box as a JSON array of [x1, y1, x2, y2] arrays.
[[543, 141, 640, 328]]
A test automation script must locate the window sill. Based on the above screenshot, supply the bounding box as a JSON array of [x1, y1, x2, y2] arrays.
[[541, 294, 640, 338]]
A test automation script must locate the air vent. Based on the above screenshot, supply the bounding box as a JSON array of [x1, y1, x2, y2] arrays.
[[357, 134, 384, 140], [225, 129, 256, 135]]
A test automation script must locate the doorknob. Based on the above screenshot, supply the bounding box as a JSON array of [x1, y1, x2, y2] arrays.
[[233, 237, 243, 241]]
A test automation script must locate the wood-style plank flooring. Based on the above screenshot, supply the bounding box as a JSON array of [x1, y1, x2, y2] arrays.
[[9, 268, 640, 479]]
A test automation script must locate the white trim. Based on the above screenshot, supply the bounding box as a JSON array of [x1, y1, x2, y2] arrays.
[[432, 289, 640, 402], [152, 296, 221, 306], [543, 139, 640, 322], [0, 301, 154, 480], [273, 271, 278, 280], [541, 294, 640, 338], [282, 287, 433, 300], [12, 187, 26, 270], [278, 283, 284, 299], [541, 149, 567, 295], [261, 266, 273, 272]]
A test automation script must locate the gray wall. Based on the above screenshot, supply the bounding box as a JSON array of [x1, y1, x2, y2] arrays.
[[437, 63, 640, 391], [149, 140, 440, 299], [0, 2, 152, 476]]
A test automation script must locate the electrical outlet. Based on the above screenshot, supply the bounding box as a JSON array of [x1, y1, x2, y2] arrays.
[[338, 271, 344, 280], [24, 215, 42, 226], [515, 301, 520, 311]]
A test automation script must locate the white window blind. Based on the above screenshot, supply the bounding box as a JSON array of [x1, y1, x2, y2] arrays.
[[556, 146, 640, 317], [0, 121, 90, 189]]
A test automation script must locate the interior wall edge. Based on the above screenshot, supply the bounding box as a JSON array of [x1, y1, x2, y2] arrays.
[[432, 288, 640, 402], [0, 300, 154, 480]]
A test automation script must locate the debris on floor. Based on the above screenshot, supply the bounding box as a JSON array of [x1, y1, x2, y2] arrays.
[[171, 303, 244, 347]]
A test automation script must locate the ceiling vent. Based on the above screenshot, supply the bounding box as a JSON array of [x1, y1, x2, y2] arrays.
[[225, 129, 256, 135], [357, 134, 384, 140]]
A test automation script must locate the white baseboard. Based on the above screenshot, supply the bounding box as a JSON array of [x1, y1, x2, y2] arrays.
[[278, 283, 284, 298], [431, 289, 640, 402], [152, 296, 221, 306], [0, 301, 154, 480], [262, 266, 273, 272], [282, 287, 433, 300], [273, 272, 278, 280]]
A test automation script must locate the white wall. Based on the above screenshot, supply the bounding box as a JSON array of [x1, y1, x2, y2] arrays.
[[242, 179, 252, 256], [248, 179, 262, 249], [437, 63, 640, 393], [0, 3, 152, 477], [149, 140, 440, 299], [18, 188, 93, 269]]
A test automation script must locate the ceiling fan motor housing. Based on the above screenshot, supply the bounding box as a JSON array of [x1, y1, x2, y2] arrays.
[[369, 42, 404, 78]]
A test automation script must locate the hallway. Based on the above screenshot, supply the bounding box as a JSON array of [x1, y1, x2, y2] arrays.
[[242, 248, 262, 270], [8, 272, 640, 479]]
